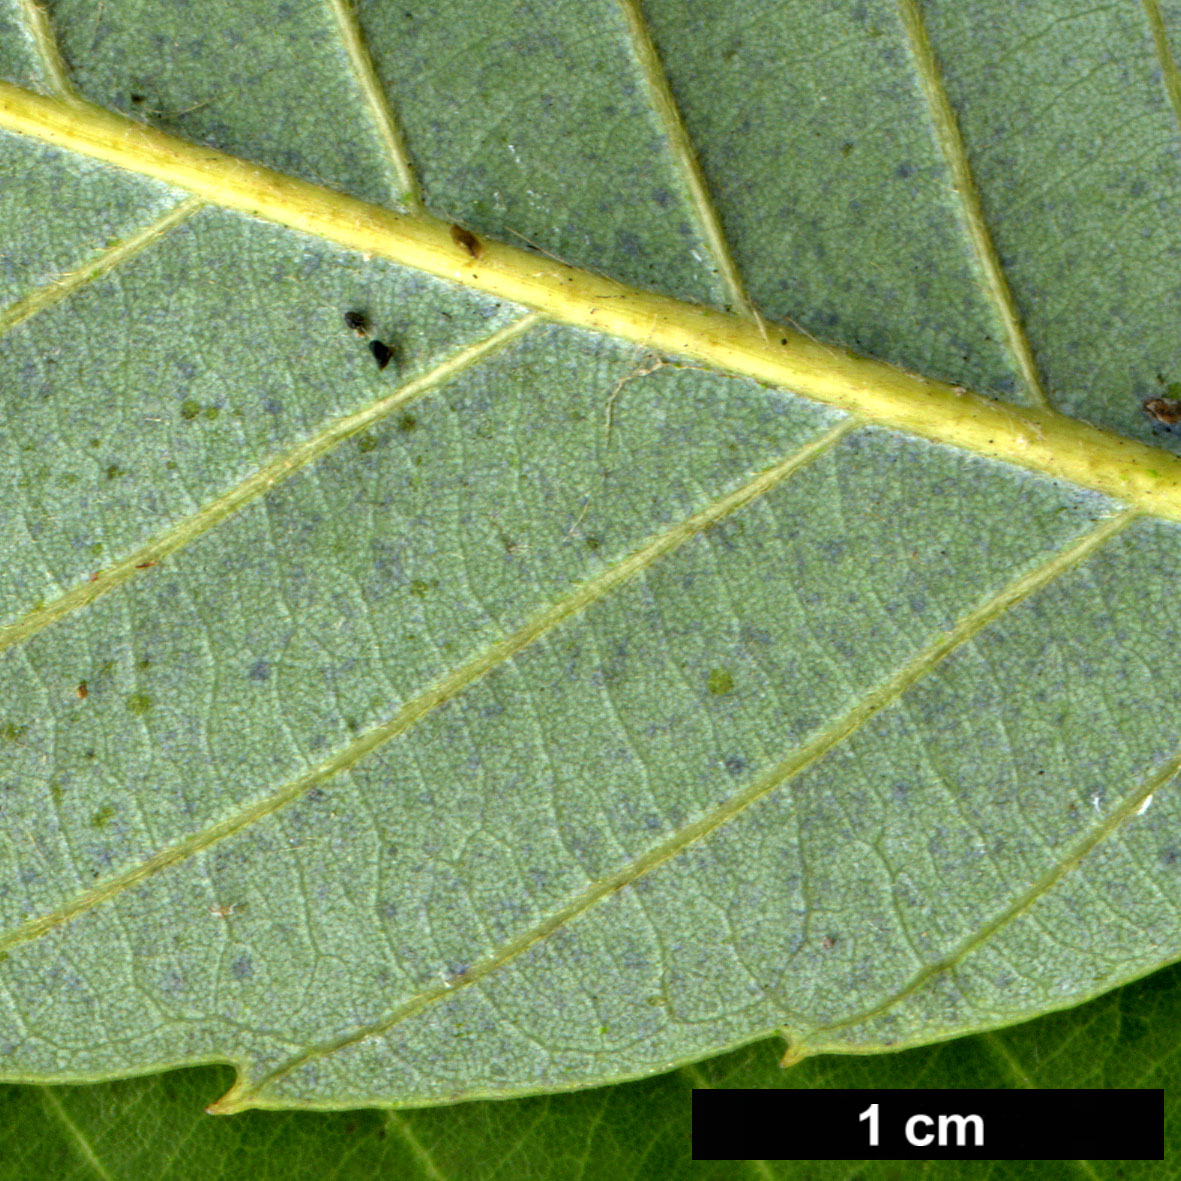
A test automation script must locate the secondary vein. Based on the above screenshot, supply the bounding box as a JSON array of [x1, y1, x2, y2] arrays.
[[896, 0, 1051, 410], [803, 613, 1180, 1052], [1143, 0, 1181, 137], [220, 506, 1138, 1111], [16, 0, 78, 102], [615, 0, 761, 324], [0, 196, 203, 337], [0, 313, 542, 658], [325, 0, 423, 210], [0, 419, 855, 965]]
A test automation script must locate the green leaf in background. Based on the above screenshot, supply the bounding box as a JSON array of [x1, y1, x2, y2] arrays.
[[0, 0, 1180, 1163]]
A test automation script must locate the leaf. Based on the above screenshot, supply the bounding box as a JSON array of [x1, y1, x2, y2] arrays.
[[9, 962, 1181, 1178], [0, 0, 1180, 1118]]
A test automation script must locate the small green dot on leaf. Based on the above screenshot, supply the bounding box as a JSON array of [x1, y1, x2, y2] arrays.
[[707, 668, 734, 696], [126, 692, 152, 716]]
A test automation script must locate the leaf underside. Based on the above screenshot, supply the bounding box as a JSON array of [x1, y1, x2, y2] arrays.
[[1, 0, 1181, 1112]]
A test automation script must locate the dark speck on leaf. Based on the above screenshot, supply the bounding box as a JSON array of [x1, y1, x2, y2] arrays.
[[130, 93, 145, 104], [397, 412, 417, 432], [230, 955, 253, 979], [370, 340, 395, 370], [615, 229, 642, 258], [249, 660, 271, 682], [724, 755, 747, 776], [344, 310, 370, 336]]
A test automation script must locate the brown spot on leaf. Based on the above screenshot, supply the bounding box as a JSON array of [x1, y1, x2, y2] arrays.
[[450, 223, 482, 259], [1144, 397, 1181, 425]]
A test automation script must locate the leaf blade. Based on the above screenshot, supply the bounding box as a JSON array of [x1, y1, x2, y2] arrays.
[[1, 0, 1180, 1119]]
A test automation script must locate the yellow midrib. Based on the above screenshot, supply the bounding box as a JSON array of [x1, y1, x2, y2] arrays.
[[0, 78, 1177, 1108], [4, 80, 1181, 521]]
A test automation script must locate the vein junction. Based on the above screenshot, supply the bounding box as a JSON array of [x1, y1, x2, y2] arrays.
[[2, 81, 1181, 520]]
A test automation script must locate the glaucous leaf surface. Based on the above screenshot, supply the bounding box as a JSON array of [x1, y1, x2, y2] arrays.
[[0, 0, 1179, 1120]]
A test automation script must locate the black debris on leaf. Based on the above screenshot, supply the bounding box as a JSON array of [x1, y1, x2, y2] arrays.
[[344, 310, 370, 337], [370, 340, 395, 370]]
